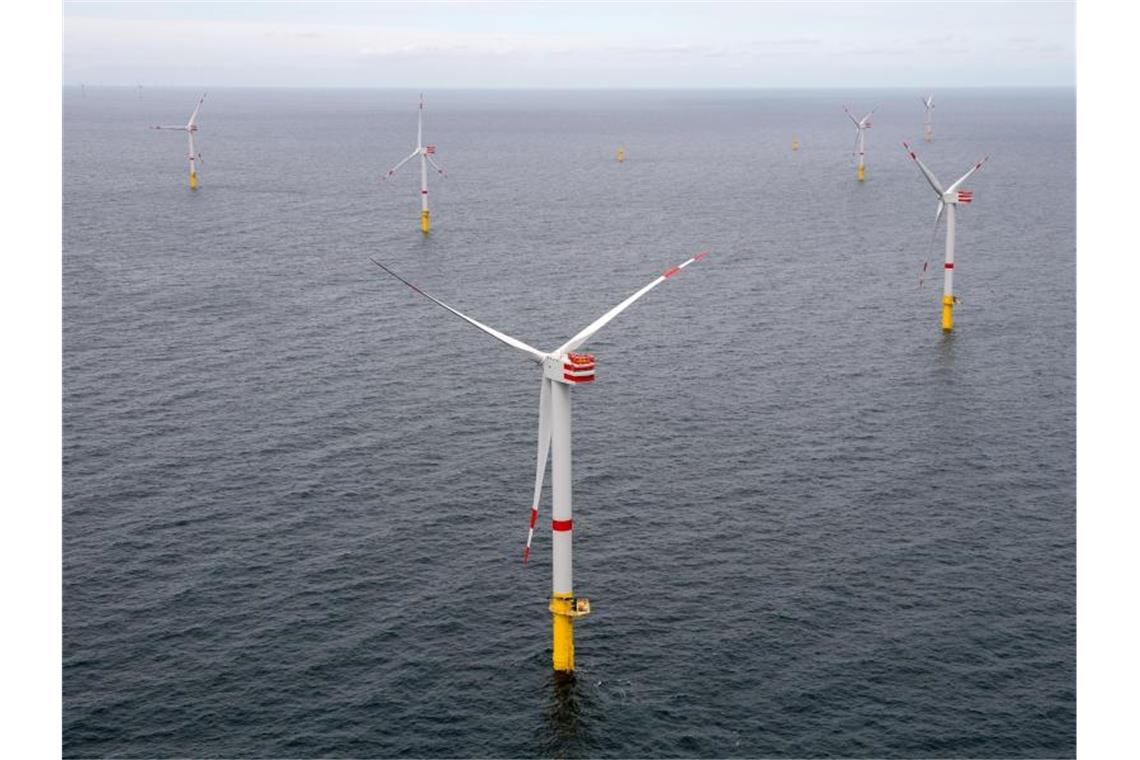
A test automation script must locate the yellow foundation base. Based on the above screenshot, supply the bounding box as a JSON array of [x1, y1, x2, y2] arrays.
[[857, 165, 866, 182], [550, 592, 575, 673], [941, 295, 955, 332], [189, 171, 198, 190], [420, 210, 430, 233]]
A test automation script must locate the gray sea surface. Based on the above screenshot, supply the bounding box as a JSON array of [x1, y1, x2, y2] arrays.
[[63, 88, 1075, 758]]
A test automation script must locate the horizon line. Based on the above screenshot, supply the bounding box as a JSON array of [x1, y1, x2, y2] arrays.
[[65, 83, 1076, 91]]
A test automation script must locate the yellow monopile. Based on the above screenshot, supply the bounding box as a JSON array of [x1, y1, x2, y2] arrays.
[[616, 147, 625, 163], [421, 209, 430, 234], [189, 171, 198, 190], [791, 136, 800, 151], [857, 164, 866, 182], [942, 295, 955, 332], [550, 592, 575, 672]]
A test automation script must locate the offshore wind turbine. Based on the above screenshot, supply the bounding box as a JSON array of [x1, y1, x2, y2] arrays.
[[902, 141, 989, 332], [922, 95, 935, 142], [150, 93, 206, 189], [370, 250, 709, 673], [844, 105, 876, 181], [383, 93, 446, 234]]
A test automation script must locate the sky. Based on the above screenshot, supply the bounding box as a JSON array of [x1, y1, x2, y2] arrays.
[[64, 1, 1075, 89]]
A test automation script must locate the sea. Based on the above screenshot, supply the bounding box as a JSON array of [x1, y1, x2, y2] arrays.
[[63, 87, 1075, 758]]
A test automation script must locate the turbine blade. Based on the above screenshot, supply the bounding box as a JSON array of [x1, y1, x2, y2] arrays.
[[918, 201, 944, 287], [920, 201, 945, 287], [901, 141, 945, 195], [843, 106, 860, 126], [947, 156, 990, 193], [523, 378, 553, 564], [150, 126, 188, 130], [383, 149, 421, 180], [369, 259, 545, 362], [554, 250, 709, 356], [417, 93, 423, 148], [187, 92, 206, 128], [425, 153, 447, 177]]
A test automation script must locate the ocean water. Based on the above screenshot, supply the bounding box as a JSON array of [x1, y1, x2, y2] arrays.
[[63, 88, 1075, 758]]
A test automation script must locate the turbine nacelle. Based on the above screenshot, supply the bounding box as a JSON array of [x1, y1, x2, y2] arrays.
[[543, 353, 596, 385], [943, 189, 975, 205]]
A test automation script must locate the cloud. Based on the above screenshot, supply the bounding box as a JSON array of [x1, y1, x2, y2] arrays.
[[607, 42, 735, 58], [750, 36, 822, 48], [62, 5, 1074, 87]]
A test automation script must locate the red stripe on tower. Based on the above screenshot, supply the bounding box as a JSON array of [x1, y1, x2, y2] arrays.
[[552, 519, 573, 532], [945, 263, 954, 269]]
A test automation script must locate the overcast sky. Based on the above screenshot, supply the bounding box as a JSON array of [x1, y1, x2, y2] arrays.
[[63, 1, 1075, 88]]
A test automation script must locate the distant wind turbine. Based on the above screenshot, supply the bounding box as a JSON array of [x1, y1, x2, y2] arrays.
[[150, 93, 206, 189], [922, 95, 935, 142], [844, 105, 876, 182], [902, 141, 989, 332], [383, 93, 446, 234]]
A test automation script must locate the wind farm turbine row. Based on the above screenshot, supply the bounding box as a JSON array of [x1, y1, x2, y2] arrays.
[[139, 90, 988, 678], [361, 93, 983, 676]]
